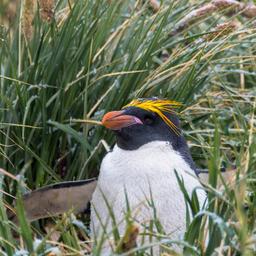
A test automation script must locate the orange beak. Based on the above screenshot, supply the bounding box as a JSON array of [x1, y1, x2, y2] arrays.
[[101, 110, 143, 130]]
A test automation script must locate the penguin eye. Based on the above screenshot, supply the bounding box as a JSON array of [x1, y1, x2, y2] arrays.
[[143, 114, 154, 125]]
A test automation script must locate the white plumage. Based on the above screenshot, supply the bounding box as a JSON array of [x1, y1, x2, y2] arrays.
[[91, 141, 205, 254]]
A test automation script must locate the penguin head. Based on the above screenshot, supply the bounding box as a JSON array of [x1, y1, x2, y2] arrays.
[[101, 98, 184, 150]]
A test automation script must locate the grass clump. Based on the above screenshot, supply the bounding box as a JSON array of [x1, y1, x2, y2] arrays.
[[0, 0, 256, 255]]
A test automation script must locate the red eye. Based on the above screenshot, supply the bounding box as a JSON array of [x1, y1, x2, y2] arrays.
[[144, 115, 154, 125]]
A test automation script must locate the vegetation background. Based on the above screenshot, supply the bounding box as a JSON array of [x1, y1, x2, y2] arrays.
[[0, 0, 256, 255]]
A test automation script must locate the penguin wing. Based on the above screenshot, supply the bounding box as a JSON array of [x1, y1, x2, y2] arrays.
[[12, 178, 97, 222]]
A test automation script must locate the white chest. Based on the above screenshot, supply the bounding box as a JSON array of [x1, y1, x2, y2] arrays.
[[90, 141, 205, 247]]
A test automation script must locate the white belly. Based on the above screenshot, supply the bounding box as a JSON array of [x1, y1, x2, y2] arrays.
[[90, 141, 205, 254]]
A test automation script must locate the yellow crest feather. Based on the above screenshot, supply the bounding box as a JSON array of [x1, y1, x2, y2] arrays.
[[123, 99, 182, 135]]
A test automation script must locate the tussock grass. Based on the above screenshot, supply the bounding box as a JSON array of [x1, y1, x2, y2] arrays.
[[0, 0, 256, 255]]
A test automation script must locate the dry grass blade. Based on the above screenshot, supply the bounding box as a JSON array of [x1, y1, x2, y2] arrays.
[[0, 168, 18, 181], [71, 119, 102, 126], [0, 0, 256, 254]]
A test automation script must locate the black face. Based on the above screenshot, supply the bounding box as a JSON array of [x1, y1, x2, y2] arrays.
[[109, 106, 197, 171], [113, 106, 180, 150]]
